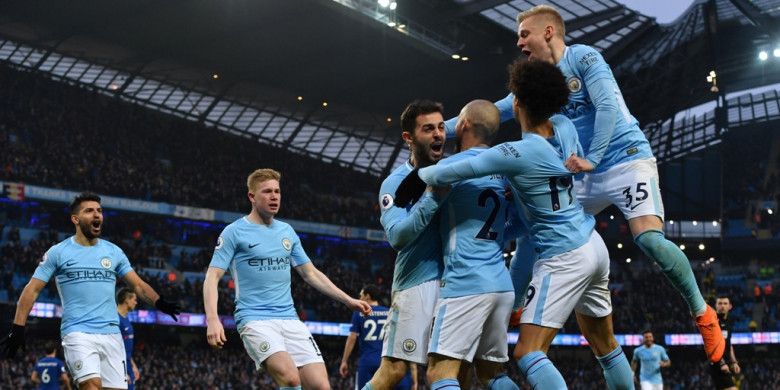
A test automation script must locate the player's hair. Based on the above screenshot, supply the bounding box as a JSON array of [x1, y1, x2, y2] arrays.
[[69, 192, 101, 215], [516, 5, 566, 38], [507, 59, 570, 127], [46, 341, 59, 355], [642, 329, 653, 335], [461, 100, 500, 144], [400, 99, 444, 134], [361, 284, 383, 302], [247, 168, 281, 192], [716, 295, 731, 302], [116, 287, 136, 305]]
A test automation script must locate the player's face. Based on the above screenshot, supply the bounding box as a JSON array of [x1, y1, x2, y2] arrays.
[[125, 293, 138, 310], [643, 332, 654, 346], [249, 179, 281, 217], [404, 112, 445, 167], [517, 15, 555, 64], [716, 298, 732, 314], [72, 201, 103, 240]]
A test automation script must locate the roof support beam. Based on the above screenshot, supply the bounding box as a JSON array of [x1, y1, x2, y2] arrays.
[[564, 5, 626, 32], [578, 14, 638, 47], [602, 19, 654, 61]]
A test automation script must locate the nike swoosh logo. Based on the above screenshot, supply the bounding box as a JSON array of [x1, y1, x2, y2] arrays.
[[64, 260, 76, 267], [248, 243, 261, 248], [629, 201, 646, 211]]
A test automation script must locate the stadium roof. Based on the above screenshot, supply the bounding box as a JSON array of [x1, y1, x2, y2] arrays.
[[0, 0, 779, 174]]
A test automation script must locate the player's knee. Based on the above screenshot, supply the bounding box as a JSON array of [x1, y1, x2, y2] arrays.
[[275, 370, 302, 387]]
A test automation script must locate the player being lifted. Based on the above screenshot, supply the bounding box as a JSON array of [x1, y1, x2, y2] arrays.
[[203, 168, 371, 390], [31, 342, 72, 390], [443, 4, 725, 364], [364, 100, 447, 390], [397, 60, 633, 389], [420, 100, 519, 390], [340, 285, 416, 390], [1, 192, 180, 390]]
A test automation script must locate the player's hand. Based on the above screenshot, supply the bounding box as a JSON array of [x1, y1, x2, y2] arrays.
[[339, 361, 349, 377], [0, 323, 25, 359], [206, 318, 227, 349], [731, 362, 740, 375], [508, 308, 523, 328], [348, 299, 372, 316], [428, 185, 450, 201], [395, 168, 427, 207], [564, 154, 594, 174], [134, 367, 141, 381], [155, 295, 181, 321], [719, 360, 730, 374]]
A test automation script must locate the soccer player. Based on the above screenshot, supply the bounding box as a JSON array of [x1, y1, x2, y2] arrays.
[[445, 4, 724, 364], [710, 295, 740, 390], [339, 285, 416, 390], [366, 100, 447, 390], [117, 287, 140, 390], [203, 168, 371, 390], [398, 60, 633, 389], [31, 342, 72, 390], [422, 99, 518, 390], [0, 192, 180, 390], [631, 331, 670, 390]]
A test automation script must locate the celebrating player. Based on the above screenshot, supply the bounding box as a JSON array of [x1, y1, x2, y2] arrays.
[[203, 168, 371, 390], [0, 192, 180, 390], [398, 60, 633, 389], [340, 285, 416, 390], [444, 4, 725, 363], [364, 100, 447, 390], [423, 100, 518, 390], [117, 287, 140, 390], [631, 331, 671, 390], [31, 342, 72, 390]]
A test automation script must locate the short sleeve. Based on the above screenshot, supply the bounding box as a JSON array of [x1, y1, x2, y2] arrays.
[[289, 229, 311, 267], [660, 347, 669, 361], [350, 311, 362, 333], [209, 227, 237, 270], [32, 247, 59, 283], [114, 246, 133, 277]]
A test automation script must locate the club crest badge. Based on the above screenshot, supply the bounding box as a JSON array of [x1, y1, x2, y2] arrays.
[[100, 257, 112, 269], [282, 238, 292, 251]]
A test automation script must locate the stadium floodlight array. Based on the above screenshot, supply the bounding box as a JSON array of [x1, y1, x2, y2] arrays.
[[29, 303, 780, 346]]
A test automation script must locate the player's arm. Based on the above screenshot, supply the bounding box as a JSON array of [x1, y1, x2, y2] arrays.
[[660, 347, 670, 368], [568, 47, 619, 171], [630, 351, 638, 372], [30, 369, 39, 384], [728, 345, 740, 374], [61, 371, 72, 390], [132, 358, 140, 381], [295, 263, 371, 314], [122, 271, 180, 321], [418, 143, 525, 186], [204, 266, 227, 348], [380, 182, 445, 250], [13, 278, 46, 326], [339, 332, 358, 377], [444, 92, 515, 137]]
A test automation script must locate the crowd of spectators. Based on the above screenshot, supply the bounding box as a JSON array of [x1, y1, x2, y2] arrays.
[[0, 66, 382, 229], [2, 335, 780, 389]]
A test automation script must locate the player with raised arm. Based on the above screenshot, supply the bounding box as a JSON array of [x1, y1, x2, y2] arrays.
[[203, 168, 371, 390], [443, 4, 725, 364], [31, 342, 72, 390], [340, 285, 416, 390], [422, 99, 518, 390], [397, 60, 633, 389], [0, 192, 180, 390], [631, 331, 670, 390], [364, 100, 447, 390], [710, 295, 740, 390], [116, 288, 140, 390]]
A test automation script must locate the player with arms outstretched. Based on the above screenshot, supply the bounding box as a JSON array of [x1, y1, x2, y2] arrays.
[[1, 192, 180, 390], [203, 168, 371, 390], [31, 342, 72, 390]]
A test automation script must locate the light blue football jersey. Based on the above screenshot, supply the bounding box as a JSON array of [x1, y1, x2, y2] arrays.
[[436, 147, 513, 298], [209, 216, 310, 329], [445, 44, 653, 173], [632, 344, 669, 384], [421, 115, 595, 259], [378, 161, 444, 292], [32, 237, 133, 336]]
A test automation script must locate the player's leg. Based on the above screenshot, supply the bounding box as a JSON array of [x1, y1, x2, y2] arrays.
[[98, 334, 130, 390], [472, 292, 518, 390], [298, 362, 330, 390], [427, 354, 462, 390], [285, 320, 329, 390], [367, 280, 438, 390], [62, 332, 106, 390], [615, 158, 723, 362], [575, 230, 633, 390], [240, 320, 302, 388], [512, 324, 564, 389]]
